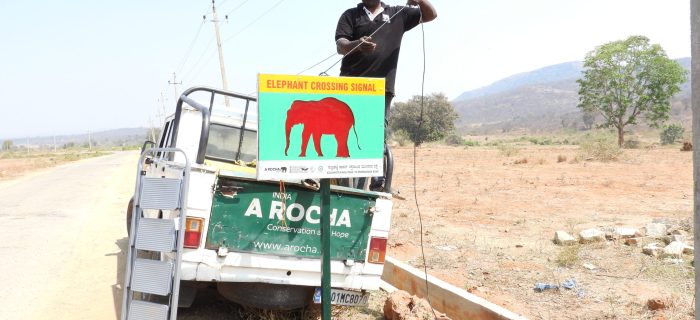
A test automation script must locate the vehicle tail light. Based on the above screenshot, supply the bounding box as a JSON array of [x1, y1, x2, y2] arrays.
[[184, 217, 204, 248], [367, 237, 387, 264]]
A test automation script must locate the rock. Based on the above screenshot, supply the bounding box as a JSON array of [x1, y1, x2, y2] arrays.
[[613, 227, 638, 239], [662, 241, 685, 258], [384, 290, 450, 320], [663, 258, 683, 264], [671, 234, 687, 243], [647, 298, 669, 311], [660, 236, 672, 245], [683, 246, 694, 255], [671, 229, 688, 235], [582, 263, 597, 271], [554, 231, 577, 246], [644, 223, 668, 238], [435, 245, 457, 251], [624, 238, 639, 246], [643, 243, 660, 257], [579, 229, 605, 243]]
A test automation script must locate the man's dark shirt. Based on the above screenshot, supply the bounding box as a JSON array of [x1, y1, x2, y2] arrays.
[[335, 3, 421, 95]]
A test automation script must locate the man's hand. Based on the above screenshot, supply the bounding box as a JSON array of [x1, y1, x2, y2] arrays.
[[358, 36, 377, 53], [406, 0, 437, 22]]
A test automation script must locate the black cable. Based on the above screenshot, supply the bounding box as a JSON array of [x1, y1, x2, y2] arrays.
[[413, 16, 439, 320], [314, 6, 408, 76]]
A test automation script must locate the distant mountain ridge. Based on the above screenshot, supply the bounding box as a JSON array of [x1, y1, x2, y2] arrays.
[[454, 61, 583, 102], [453, 58, 690, 134]]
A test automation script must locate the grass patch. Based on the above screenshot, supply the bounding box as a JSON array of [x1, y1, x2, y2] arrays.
[[555, 245, 580, 268], [578, 130, 622, 162], [497, 144, 519, 157]]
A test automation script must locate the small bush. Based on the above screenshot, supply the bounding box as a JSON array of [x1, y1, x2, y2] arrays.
[[391, 130, 411, 147], [623, 139, 640, 149], [444, 134, 465, 146], [514, 157, 528, 164], [557, 155, 567, 163], [578, 131, 622, 162], [528, 137, 553, 145], [556, 245, 580, 268], [463, 140, 480, 147], [660, 123, 685, 145], [497, 144, 519, 157]]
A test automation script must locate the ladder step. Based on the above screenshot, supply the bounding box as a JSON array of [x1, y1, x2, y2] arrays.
[[131, 259, 173, 296], [140, 177, 182, 210], [128, 300, 169, 320], [136, 218, 176, 252]]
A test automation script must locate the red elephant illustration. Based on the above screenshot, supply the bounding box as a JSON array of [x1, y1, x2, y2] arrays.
[[284, 97, 361, 158]]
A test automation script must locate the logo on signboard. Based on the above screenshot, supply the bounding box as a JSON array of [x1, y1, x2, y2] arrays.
[[284, 97, 361, 158]]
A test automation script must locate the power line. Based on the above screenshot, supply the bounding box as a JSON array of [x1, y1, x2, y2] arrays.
[[225, 0, 251, 16], [222, 0, 287, 43], [176, 19, 206, 76], [181, 36, 215, 80], [185, 0, 288, 84]]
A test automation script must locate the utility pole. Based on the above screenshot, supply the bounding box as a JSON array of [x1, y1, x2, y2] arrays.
[[53, 135, 57, 152], [210, 0, 230, 106], [169, 73, 182, 103], [158, 92, 167, 126], [88, 131, 92, 151], [690, 0, 699, 316]]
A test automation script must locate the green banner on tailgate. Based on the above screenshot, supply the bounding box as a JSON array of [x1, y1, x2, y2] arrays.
[[206, 179, 375, 260]]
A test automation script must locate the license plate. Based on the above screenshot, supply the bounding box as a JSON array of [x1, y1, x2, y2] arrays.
[[313, 287, 369, 307]]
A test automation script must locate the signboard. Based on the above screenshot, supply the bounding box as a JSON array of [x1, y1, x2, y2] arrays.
[[205, 180, 375, 261], [257, 74, 385, 180]]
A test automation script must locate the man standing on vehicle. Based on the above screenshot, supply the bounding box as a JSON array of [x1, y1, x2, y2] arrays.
[[335, 0, 437, 190]]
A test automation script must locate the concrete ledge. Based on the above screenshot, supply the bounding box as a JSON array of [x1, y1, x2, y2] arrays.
[[381, 256, 527, 320]]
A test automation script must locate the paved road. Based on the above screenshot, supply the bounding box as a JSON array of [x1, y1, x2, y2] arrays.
[[0, 151, 138, 320], [0, 151, 379, 319]]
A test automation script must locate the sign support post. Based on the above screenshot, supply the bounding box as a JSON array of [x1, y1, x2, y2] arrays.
[[320, 178, 332, 319]]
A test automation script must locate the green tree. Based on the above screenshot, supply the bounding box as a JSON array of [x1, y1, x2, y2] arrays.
[[389, 93, 458, 146], [2, 140, 12, 151], [660, 123, 685, 145], [577, 35, 687, 147]]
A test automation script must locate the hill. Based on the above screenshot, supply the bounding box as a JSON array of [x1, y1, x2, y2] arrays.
[[453, 58, 691, 134], [3, 127, 151, 149]]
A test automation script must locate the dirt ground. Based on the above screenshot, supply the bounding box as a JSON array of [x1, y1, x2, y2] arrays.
[[388, 145, 694, 319], [2, 146, 693, 319]]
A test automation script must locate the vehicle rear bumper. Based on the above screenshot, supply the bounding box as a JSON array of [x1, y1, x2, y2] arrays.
[[175, 249, 384, 291]]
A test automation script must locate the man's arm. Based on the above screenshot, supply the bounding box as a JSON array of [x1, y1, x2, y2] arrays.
[[408, 0, 437, 22], [336, 36, 377, 55]]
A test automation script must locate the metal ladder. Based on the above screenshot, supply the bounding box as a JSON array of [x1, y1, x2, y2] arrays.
[[121, 148, 190, 320]]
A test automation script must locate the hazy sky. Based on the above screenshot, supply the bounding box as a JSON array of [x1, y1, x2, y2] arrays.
[[0, 0, 691, 139]]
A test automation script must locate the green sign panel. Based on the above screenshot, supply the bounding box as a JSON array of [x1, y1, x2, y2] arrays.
[[257, 74, 386, 180], [206, 179, 376, 261]]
